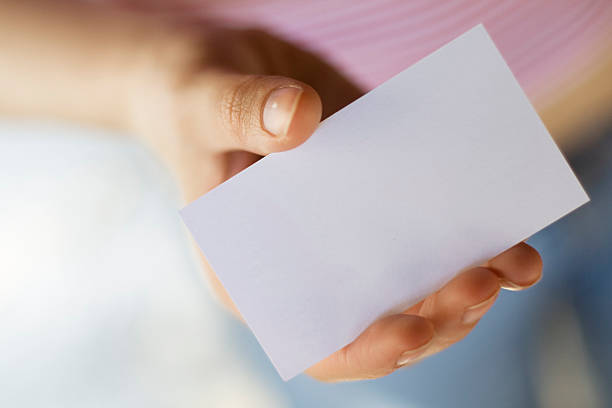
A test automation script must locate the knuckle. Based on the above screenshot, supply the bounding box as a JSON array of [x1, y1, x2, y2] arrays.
[[457, 267, 499, 302], [466, 266, 499, 286], [220, 75, 262, 143]]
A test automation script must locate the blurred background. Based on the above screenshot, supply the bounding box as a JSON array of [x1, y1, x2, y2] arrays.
[[1, 1, 611, 407]]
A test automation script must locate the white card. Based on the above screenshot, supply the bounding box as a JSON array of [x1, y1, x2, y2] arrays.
[[180, 25, 589, 380]]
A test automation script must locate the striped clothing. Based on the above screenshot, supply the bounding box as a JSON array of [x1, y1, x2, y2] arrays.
[[113, 0, 612, 107]]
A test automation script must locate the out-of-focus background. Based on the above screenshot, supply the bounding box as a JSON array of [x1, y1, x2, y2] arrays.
[[1, 1, 611, 407]]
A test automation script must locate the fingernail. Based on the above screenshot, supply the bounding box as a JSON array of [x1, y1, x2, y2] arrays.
[[462, 292, 498, 324], [396, 338, 433, 367], [262, 86, 303, 137], [500, 280, 524, 291], [500, 275, 541, 291]]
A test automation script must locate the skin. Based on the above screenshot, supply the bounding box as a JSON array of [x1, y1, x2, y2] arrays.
[[0, 0, 546, 381]]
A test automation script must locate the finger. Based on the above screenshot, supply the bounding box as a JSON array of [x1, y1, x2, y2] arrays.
[[306, 314, 434, 382], [487, 242, 543, 290], [179, 70, 322, 155], [415, 267, 500, 348]]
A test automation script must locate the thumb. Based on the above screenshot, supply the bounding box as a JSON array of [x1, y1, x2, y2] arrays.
[[179, 70, 323, 155]]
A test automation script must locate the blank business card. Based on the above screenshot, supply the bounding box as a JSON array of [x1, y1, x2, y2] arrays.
[[180, 25, 589, 380]]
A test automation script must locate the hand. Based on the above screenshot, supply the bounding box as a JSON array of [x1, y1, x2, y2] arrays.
[[306, 243, 541, 381], [133, 26, 362, 199], [136, 26, 543, 382]]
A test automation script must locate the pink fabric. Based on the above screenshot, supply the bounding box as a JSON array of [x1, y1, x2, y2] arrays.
[[117, 0, 612, 103]]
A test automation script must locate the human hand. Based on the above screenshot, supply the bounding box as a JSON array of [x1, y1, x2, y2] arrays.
[[135, 26, 543, 382], [133, 26, 362, 199]]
